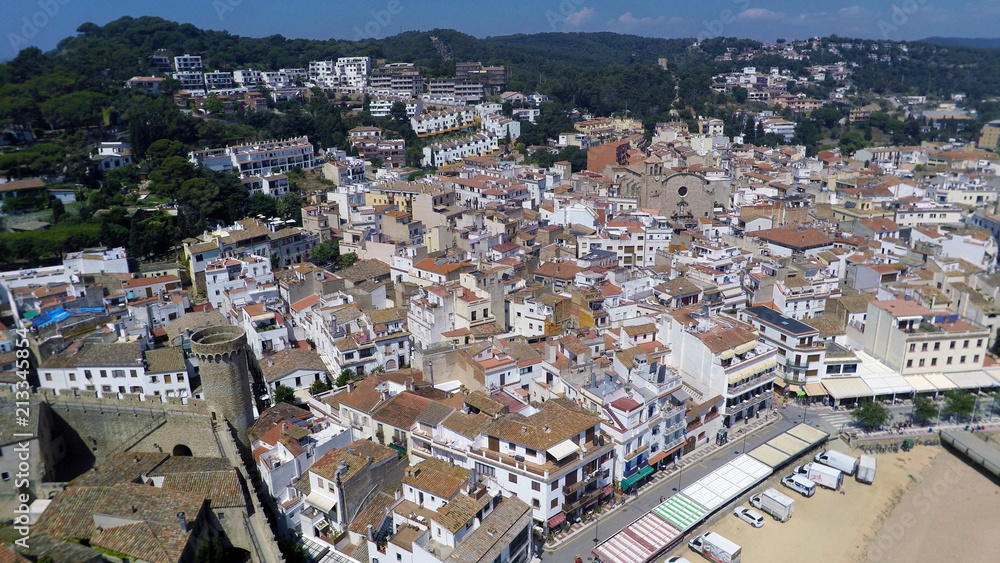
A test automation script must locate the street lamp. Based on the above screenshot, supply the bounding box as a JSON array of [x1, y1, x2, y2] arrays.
[[672, 460, 683, 492]]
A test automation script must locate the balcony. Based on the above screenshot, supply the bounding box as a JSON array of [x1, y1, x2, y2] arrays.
[[727, 369, 777, 395], [784, 360, 810, 371], [662, 436, 685, 453], [563, 471, 599, 495], [562, 487, 602, 514]]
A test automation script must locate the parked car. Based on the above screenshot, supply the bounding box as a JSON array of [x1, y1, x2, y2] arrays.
[[733, 506, 765, 528]]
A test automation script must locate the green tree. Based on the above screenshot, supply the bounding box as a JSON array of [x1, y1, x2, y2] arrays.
[[273, 384, 296, 405], [309, 380, 330, 395], [50, 198, 65, 223], [196, 539, 223, 563], [852, 400, 890, 431], [145, 139, 187, 170], [944, 389, 977, 421], [310, 239, 340, 264], [336, 369, 354, 387], [276, 192, 302, 223], [201, 93, 224, 114], [838, 132, 867, 155], [732, 87, 748, 104], [991, 329, 1000, 356], [912, 395, 938, 424], [338, 252, 358, 269], [247, 193, 279, 218]]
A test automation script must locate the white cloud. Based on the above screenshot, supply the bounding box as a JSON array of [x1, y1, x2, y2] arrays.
[[838, 5, 864, 17], [564, 7, 595, 27], [736, 8, 783, 20], [611, 11, 666, 27]]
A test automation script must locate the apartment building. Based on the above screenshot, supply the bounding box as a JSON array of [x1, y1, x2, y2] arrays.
[[38, 341, 193, 398], [250, 403, 352, 534], [171, 71, 205, 90], [369, 63, 423, 97], [466, 398, 614, 532], [481, 113, 521, 140], [204, 255, 274, 310], [189, 136, 315, 177], [376, 460, 532, 563], [576, 214, 673, 268], [422, 133, 499, 167], [408, 282, 495, 352], [740, 305, 825, 384], [668, 307, 779, 427], [369, 96, 422, 118], [173, 54, 203, 72], [851, 299, 990, 376], [410, 107, 477, 138], [204, 70, 235, 90]]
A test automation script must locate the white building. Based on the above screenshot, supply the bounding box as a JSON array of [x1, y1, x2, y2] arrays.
[[189, 136, 315, 177], [173, 54, 203, 72], [421, 133, 499, 167], [38, 341, 193, 398], [410, 107, 476, 138], [481, 113, 520, 140], [204, 255, 274, 311]]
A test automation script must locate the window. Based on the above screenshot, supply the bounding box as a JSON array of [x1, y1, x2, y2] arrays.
[[100, 370, 107, 378], [947, 357, 953, 365], [934, 342, 940, 351], [69, 373, 76, 381], [977, 339, 983, 347], [950, 341, 956, 349], [509, 473, 517, 484], [974, 355, 980, 363], [84, 370, 92, 379], [921, 343, 928, 352], [918, 359, 925, 367], [397, 554, 402, 561], [909, 343, 915, 352], [551, 480, 558, 491], [533, 498, 540, 509], [906, 360, 913, 368], [164, 375, 172, 384], [178, 374, 185, 382], [931, 358, 937, 366], [45, 373, 52, 381], [960, 356, 966, 364], [532, 481, 540, 491], [130, 369, 138, 377], [1, 472, 9, 481], [964, 340, 970, 348], [551, 498, 559, 508]]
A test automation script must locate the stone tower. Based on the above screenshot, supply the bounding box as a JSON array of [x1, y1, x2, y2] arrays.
[[190, 326, 254, 448]]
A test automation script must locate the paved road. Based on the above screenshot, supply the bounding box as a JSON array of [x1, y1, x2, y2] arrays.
[[541, 414, 797, 562]]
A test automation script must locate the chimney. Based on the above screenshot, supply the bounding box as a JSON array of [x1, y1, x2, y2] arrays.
[[427, 361, 435, 386], [470, 464, 478, 490], [366, 524, 375, 541], [177, 512, 187, 532], [282, 422, 288, 432]]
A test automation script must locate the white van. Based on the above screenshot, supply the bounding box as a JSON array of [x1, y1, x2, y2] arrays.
[[781, 474, 816, 497]]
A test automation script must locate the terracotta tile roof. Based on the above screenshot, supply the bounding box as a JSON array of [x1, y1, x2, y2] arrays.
[[348, 489, 398, 534], [464, 390, 507, 417], [143, 347, 186, 374], [373, 392, 433, 429], [336, 376, 386, 413], [403, 458, 470, 499], [756, 227, 833, 249], [35, 483, 203, 563], [534, 261, 581, 280], [260, 348, 328, 382], [485, 398, 599, 450], [441, 411, 493, 438]]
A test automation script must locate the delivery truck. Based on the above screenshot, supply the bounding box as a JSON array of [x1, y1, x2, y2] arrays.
[[856, 454, 877, 484], [688, 531, 742, 563], [794, 463, 843, 490], [749, 488, 795, 522], [814, 450, 858, 476]]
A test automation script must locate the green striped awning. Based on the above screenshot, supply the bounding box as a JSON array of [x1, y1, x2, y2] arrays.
[[652, 495, 706, 531]]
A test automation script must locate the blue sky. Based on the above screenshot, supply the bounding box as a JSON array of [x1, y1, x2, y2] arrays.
[[4, 0, 999, 59]]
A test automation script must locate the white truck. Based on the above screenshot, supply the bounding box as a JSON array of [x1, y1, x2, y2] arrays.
[[814, 450, 858, 476], [794, 463, 843, 490], [688, 531, 742, 563], [856, 454, 877, 484], [749, 488, 795, 522]]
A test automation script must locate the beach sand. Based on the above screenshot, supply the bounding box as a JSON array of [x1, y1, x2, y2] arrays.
[[861, 435, 1000, 562], [661, 441, 942, 563]]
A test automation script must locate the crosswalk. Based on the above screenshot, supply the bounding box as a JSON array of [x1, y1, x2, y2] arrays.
[[813, 410, 856, 430]]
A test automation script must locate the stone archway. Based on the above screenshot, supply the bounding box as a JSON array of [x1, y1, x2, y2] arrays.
[[172, 444, 193, 456]]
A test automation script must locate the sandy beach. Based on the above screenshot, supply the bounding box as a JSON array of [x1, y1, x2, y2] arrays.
[[660, 439, 979, 563], [861, 435, 1000, 562]]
